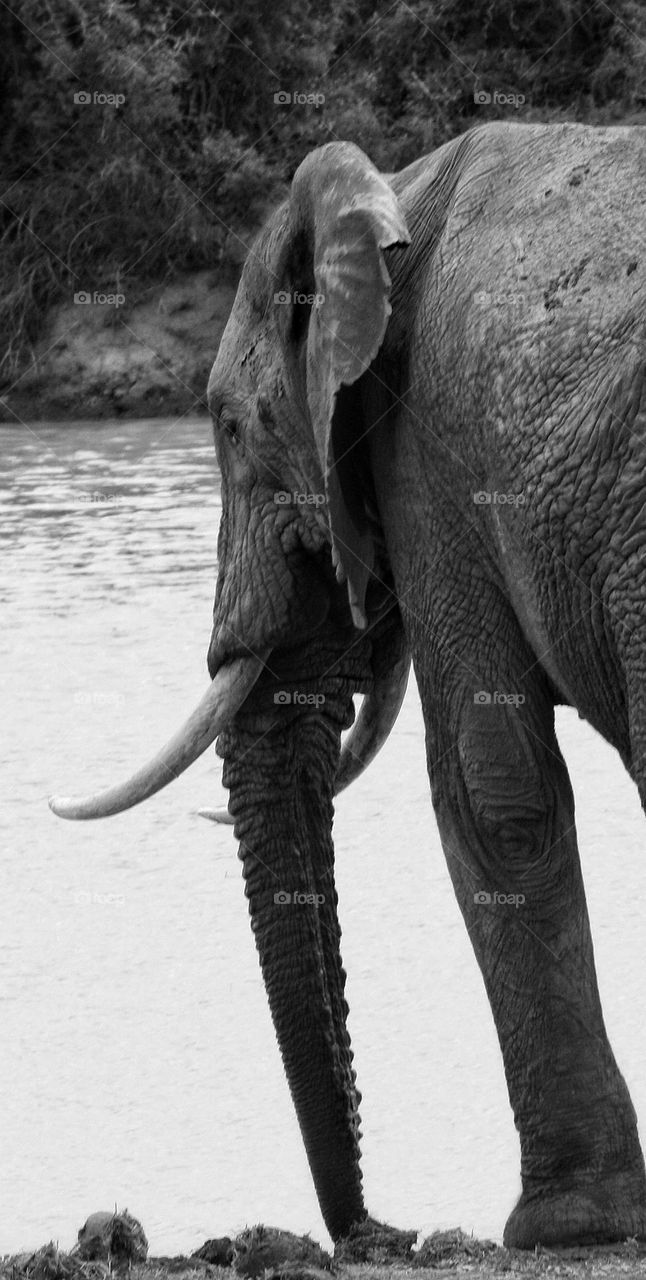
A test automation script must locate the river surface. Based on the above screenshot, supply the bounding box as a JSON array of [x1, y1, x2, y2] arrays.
[[2, 416, 646, 1256]]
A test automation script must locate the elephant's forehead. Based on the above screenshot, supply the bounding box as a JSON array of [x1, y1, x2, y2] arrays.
[[208, 306, 276, 409], [239, 202, 289, 311], [208, 204, 287, 406]]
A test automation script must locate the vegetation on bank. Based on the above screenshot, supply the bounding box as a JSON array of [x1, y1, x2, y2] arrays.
[[5, 1237, 646, 1280], [2, 0, 646, 383]]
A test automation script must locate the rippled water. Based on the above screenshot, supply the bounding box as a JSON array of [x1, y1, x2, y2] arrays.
[[2, 416, 646, 1255]]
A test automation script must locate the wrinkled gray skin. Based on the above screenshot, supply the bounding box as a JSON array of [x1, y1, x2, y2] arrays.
[[52, 120, 646, 1247], [206, 120, 646, 1249]]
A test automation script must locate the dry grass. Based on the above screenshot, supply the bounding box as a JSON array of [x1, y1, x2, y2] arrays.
[[5, 1228, 646, 1280]]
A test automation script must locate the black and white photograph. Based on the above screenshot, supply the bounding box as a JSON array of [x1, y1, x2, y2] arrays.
[[3, 3, 646, 1278]]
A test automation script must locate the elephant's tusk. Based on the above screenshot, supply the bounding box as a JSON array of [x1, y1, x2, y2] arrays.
[[198, 806, 234, 825], [48, 655, 268, 820], [335, 651, 411, 792]]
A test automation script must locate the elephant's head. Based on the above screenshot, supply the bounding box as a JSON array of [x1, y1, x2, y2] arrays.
[[49, 142, 412, 1239]]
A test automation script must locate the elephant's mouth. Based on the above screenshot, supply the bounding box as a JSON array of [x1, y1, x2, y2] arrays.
[[48, 640, 410, 821]]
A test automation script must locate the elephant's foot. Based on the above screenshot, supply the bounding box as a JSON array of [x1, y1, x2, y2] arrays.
[[334, 1217, 417, 1263], [504, 1170, 646, 1248]]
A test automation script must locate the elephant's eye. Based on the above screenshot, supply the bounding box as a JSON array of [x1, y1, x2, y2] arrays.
[[219, 412, 240, 446]]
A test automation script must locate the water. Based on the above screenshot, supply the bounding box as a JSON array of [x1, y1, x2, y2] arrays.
[[1, 416, 645, 1256]]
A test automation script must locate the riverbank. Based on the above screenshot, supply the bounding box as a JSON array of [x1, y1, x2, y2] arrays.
[[3, 1231, 646, 1280], [0, 270, 238, 424]]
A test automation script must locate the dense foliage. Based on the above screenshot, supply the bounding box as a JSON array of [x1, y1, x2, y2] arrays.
[[1, 0, 646, 377]]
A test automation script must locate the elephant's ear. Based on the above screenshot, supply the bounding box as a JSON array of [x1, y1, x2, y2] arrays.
[[284, 143, 410, 629]]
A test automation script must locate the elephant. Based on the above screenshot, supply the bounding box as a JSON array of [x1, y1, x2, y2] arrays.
[[50, 119, 646, 1249]]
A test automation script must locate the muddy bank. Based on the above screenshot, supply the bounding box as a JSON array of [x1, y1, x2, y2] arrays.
[[4, 1223, 646, 1280], [0, 270, 238, 424]]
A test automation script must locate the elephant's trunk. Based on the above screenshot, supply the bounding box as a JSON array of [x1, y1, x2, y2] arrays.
[[48, 655, 268, 819], [218, 691, 366, 1239]]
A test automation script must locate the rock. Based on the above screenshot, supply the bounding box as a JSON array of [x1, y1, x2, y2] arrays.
[[77, 1213, 115, 1259], [232, 1227, 332, 1278], [77, 1209, 148, 1265], [191, 1237, 234, 1266], [412, 1227, 497, 1267]]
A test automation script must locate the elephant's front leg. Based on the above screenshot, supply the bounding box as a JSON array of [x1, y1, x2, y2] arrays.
[[421, 652, 646, 1248]]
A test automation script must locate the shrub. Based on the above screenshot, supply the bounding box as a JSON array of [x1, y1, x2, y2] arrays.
[[1, 0, 646, 380]]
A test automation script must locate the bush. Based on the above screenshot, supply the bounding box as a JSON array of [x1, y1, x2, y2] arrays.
[[1, 0, 646, 380]]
